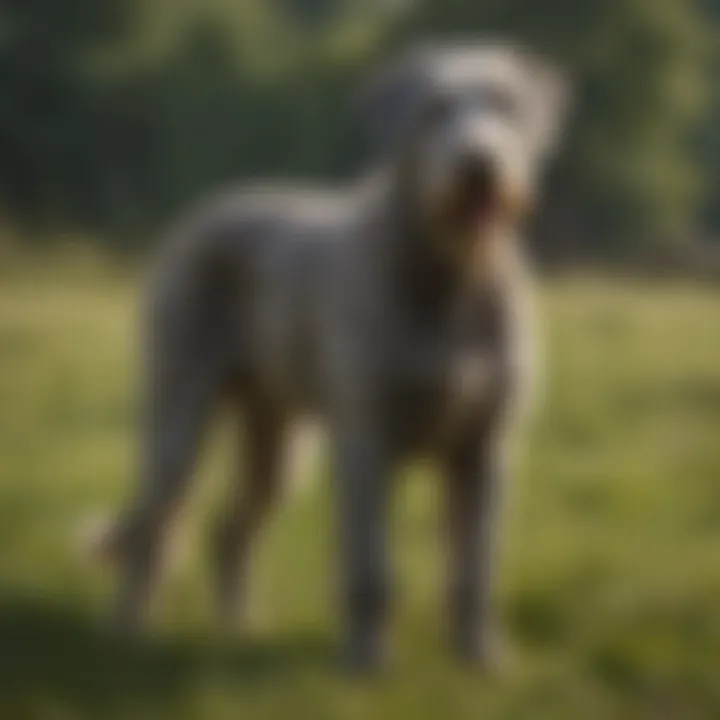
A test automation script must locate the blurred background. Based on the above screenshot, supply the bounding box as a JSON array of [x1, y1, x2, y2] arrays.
[[0, 0, 718, 256], [0, 2, 719, 719]]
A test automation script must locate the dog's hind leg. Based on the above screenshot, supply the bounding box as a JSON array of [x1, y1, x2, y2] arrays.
[[108, 276, 227, 632], [213, 399, 288, 629]]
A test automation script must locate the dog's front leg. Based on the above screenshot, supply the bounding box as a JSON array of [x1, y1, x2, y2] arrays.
[[445, 429, 508, 670], [332, 418, 391, 674]]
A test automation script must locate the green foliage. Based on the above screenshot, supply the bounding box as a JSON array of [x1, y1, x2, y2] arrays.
[[0, 0, 716, 247]]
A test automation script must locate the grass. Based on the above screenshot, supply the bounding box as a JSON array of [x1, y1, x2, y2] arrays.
[[0, 262, 719, 719]]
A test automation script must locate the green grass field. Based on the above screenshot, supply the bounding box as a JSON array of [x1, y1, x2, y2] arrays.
[[1, 261, 719, 719]]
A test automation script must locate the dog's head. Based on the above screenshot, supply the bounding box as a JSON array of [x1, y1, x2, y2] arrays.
[[362, 41, 570, 257]]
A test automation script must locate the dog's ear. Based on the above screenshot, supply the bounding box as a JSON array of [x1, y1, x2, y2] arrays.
[[521, 52, 572, 159], [358, 48, 430, 156]]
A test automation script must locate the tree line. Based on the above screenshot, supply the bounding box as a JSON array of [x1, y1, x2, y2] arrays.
[[0, 0, 717, 252]]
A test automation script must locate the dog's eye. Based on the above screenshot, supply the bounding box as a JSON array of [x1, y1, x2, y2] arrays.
[[478, 87, 521, 120], [424, 95, 454, 124]]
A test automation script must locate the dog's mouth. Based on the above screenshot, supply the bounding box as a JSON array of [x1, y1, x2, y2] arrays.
[[453, 184, 499, 229], [448, 155, 500, 231]]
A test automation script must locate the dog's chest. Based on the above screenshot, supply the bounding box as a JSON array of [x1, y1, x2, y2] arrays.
[[386, 291, 508, 450]]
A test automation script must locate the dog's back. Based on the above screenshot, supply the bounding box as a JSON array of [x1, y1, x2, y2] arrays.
[[147, 183, 370, 412]]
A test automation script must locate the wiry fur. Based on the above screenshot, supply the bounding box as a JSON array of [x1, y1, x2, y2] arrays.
[[100, 41, 568, 673]]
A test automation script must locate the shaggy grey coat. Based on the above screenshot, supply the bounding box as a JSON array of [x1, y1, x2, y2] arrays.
[[104, 41, 568, 673]]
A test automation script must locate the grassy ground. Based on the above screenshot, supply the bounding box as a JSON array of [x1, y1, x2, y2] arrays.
[[0, 262, 719, 719]]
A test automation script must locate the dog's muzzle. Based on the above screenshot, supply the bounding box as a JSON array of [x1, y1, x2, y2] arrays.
[[449, 151, 501, 231]]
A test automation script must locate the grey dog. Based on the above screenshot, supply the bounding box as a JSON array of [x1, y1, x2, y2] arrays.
[[100, 41, 569, 672]]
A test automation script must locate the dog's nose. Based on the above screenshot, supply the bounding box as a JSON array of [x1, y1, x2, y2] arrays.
[[458, 151, 497, 194]]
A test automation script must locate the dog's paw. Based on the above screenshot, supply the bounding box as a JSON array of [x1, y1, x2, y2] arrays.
[[342, 630, 392, 677], [453, 628, 516, 677], [75, 512, 122, 566]]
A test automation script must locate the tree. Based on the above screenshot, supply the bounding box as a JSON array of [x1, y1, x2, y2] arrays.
[[0, 0, 715, 250]]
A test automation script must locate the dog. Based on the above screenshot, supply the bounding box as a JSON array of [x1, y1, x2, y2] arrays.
[[99, 40, 569, 673]]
